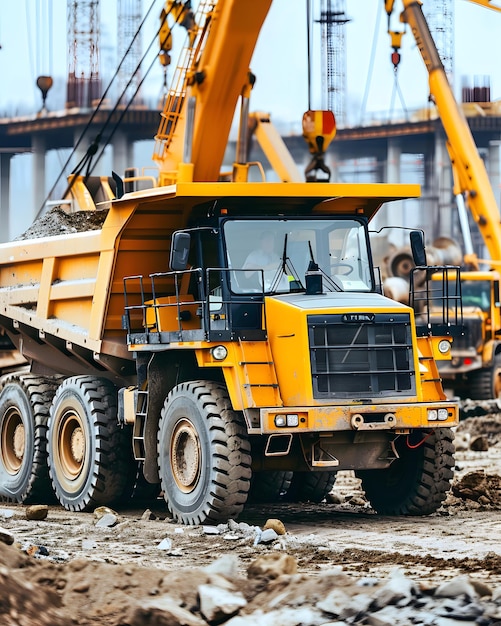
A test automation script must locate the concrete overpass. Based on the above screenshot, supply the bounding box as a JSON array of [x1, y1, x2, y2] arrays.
[[1, 107, 500, 252]]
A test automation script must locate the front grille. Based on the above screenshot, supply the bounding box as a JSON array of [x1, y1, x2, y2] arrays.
[[308, 313, 415, 399]]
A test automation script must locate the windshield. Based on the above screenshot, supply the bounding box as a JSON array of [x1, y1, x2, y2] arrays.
[[223, 218, 373, 294], [432, 278, 491, 313]]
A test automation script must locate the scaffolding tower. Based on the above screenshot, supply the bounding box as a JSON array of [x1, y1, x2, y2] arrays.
[[66, 0, 101, 109], [423, 0, 454, 85], [318, 0, 349, 126], [117, 0, 143, 107]]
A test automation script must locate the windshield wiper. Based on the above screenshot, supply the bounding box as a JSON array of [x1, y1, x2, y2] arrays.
[[269, 233, 304, 292]]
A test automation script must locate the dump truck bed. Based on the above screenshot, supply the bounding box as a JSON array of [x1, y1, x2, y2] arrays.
[[0, 181, 419, 383]]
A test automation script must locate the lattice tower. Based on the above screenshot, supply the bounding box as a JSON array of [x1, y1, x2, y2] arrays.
[[422, 0, 454, 85], [117, 0, 143, 106], [318, 0, 349, 127], [66, 0, 101, 108]]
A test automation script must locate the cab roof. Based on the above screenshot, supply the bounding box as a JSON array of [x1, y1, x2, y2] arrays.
[[116, 181, 421, 221]]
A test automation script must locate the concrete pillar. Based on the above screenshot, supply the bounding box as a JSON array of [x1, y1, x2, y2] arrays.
[[32, 135, 46, 221], [377, 138, 405, 245], [0, 152, 11, 242], [434, 132, 453, 240], [73, 127, 89, 173], [386, 138, 401, 183], [112, 130, 133, 179], [488, 140, 501, 210]]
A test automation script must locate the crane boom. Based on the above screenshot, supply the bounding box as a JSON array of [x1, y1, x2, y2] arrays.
[[153, 0, 273, 185], [387, 0, 501, 400], [467, 0, 501, 12], [390, 0, 501, 266]]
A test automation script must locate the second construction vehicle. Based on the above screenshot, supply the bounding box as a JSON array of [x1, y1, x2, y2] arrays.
[[386, 0, 501, 399], [0, 0, 461, 524]]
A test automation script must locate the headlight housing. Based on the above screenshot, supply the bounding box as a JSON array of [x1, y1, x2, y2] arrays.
[[211, 345, 228, 361], [428, 408, 449, 421], [274, 414, 299, 427], [438, 340, 451, 354]]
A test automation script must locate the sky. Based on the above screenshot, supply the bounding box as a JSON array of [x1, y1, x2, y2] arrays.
[[0, 0, 500, 124], [0, 0, 500, 238]]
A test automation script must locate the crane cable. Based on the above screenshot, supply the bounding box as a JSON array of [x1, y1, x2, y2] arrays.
[[89, 32, 169, 175], [358, 2, 382, 125], [386, 10, 409, 121], [75, 2, 185, 188], [38, 0, 162, 217], [389, 58, 409, 121], [57, 0, 162, 207]]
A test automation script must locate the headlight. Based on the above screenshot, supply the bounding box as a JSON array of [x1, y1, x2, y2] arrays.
[[274, 415, 286, 427], [211, 345, 228, 360], [427, 409, 438, 421], [438, 340, 451, 354], [274, 414, 299, 427], [438, 408, 449, 421]]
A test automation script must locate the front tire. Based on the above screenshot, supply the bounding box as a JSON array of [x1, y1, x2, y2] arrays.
[[0, 374, 58, 503], [356, 428, 455, 515], [158, 381, 252, 525], [48, 376, 131, 511]]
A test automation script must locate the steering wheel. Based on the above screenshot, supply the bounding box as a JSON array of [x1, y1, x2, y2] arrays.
[[330, 262, 354, 276]]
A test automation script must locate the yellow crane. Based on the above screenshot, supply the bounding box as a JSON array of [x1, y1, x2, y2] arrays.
[[385, 0, 501, 399]]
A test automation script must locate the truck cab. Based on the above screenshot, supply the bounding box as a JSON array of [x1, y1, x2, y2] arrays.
[[431, 270, 501, 398]]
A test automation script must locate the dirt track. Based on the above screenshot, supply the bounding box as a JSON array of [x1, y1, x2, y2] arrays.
[[3, 449, 501, 584]]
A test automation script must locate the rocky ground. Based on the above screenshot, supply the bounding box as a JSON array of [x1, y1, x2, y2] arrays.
[[1, 408, 501, 625], [4, 208, 501, 622]]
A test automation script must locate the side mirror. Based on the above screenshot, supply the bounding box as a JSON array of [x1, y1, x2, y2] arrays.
[[410, 230, 427, 267], [170, 232, 191, 271]]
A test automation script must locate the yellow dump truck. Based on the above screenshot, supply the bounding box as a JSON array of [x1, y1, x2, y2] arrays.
[[0, 181, 462, 523], [0, 0, 462, 524]]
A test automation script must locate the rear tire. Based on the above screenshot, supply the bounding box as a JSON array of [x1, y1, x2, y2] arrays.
[[247, 471, 293, 503], [468, 355, 501, 400], [284, 471, 337, 503], [48, 376, 131, 511], [158, 381, 251, 525], [0, 374, 58, 503], [356, 428, 455, 515]]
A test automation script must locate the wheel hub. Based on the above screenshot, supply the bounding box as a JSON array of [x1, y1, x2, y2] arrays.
[[1, 408, 25, 474], [12, 424, 25, 460], [70, 427, 85, 464], [58, 413, 86, 479], [171, 419, 201, 493]]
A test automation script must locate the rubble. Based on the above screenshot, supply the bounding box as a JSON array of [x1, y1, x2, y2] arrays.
[[14, 207, 108, 240], [26, 505, 49, 521], [1, 539, 501, 626]]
